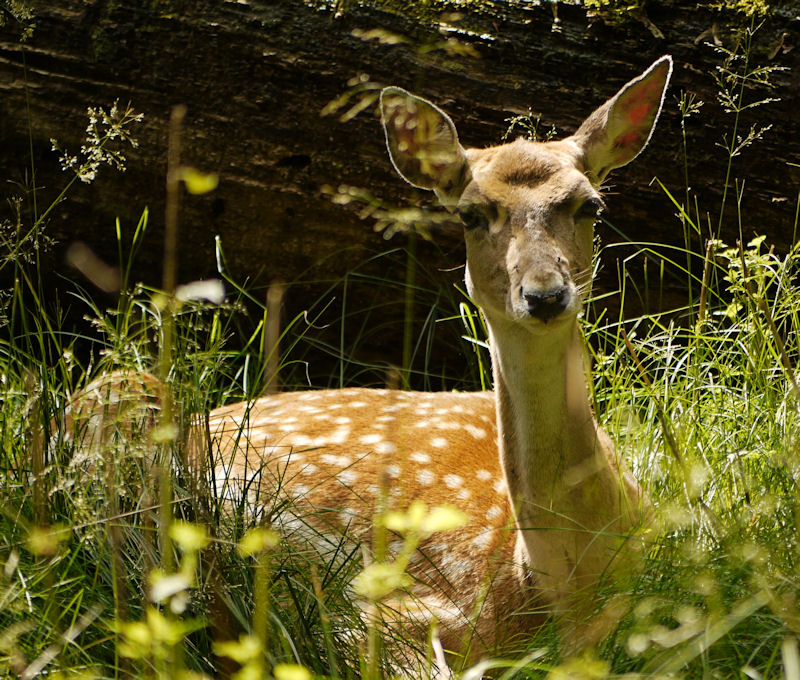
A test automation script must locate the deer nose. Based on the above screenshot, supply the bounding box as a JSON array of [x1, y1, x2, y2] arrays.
[[521, 285, 571, 322]]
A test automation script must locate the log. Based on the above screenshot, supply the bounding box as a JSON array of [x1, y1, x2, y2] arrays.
[[1, 0, 798, 385]]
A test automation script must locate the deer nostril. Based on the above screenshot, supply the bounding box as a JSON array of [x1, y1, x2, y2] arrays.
[[522, 286, 570, 322]]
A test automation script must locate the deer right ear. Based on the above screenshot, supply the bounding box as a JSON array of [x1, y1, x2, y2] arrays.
[[380, 87, 470, 205], [571, 56, 672, 184]]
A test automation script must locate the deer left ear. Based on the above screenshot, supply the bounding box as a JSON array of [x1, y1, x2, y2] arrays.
[[571, 56, 672, 184], [380, 87, 470, 206]]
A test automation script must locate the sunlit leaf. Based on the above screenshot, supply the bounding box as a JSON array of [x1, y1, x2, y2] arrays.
[[352, 562, 411, 601], [274, 664, 312, 680], [213, 634, 262, 664], [152, 422, 179, 443], [170, 521, 210, 552], [27, 524, 70, 556], [237, 527, 280, 557], [422, 505, 469, 533], [179, 166, 219, 194]]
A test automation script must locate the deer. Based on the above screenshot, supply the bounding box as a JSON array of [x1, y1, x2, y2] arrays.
[[192, 56, 673, 664], [55, 56, 672, 670]]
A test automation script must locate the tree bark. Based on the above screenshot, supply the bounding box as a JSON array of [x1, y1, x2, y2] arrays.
[[1, 0, 799, 384]]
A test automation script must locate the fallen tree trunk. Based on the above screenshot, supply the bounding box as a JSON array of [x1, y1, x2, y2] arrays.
[[1, 0, 798, 384]]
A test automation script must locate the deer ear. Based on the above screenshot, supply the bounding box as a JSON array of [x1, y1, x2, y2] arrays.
[[571, 56, 672, 184], [380, 87, 470, 204]]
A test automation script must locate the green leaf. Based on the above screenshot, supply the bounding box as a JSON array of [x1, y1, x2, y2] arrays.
[[170, 521, 210, 552], [422, 505, 469, 533], [179, 166, 219, 194], [213, 634, 262, 664], [274, 664, 313, 680], [352, 562, 412, 601], [237, 527, 280, 557]]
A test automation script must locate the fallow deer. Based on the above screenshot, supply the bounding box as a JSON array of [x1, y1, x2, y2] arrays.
[[195, 56, 673, 663]]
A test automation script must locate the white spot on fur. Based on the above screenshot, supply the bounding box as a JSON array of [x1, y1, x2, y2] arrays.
[[334, 416, 351, 425], [414, 420, 431, 429], [457, 488, 471, 501], [292, 484, 311, 498], [430, 437, 447, 448], [376, 441, 397, 454], [493, 479, 507, 494], [443, 474, 463, 489], [386, 464, 402, 478], [359, 433, 382, 445], [417, 469, 435, 485], [213, 466, 243, 501], [411, 451, 431, 464], [485, 505, 502, 521], [476, 469, 492, 481], [471, 533, 492, 551], [278, 424, 296, 432], [328, 427, 351, 445], [321, 453, 351, 467], [350, 401, 367, 408], [301, 463, 319, 476], [465, 425, 487, 439], [337, 469, 358, 486], [441, 553, 471, 579]]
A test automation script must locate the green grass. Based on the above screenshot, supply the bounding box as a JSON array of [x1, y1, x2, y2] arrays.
[[2, 20, 800, 680], [586, 234, 800, 677]]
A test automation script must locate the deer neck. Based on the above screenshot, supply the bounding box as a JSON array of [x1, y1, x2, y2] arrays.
[[486, 314, 605, 559]]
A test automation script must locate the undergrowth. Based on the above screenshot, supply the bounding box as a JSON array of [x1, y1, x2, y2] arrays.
[[1, 18, 799, 680]]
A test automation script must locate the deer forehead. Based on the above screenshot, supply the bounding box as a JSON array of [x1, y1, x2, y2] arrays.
[[464, 138, 593, 209]]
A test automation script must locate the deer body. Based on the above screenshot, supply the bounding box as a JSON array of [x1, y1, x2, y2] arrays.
[[64, 57, 672, 664], [200, 388, 532, 653], [198, 56, 672, 659]]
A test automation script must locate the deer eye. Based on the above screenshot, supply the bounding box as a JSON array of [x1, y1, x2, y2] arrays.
[[575, 197, 605, 222], [456, 204, 490, 231]]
